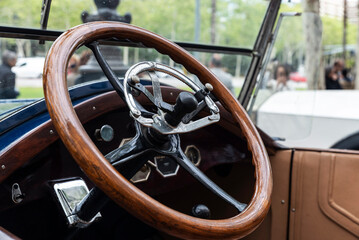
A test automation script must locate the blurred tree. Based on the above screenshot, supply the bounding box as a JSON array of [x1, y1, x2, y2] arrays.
[[321, 17, 356, 46], [0, 0, 41, 28], [0, 0, 95, 30], [47, 0, 95, 29], [343, 0, 347, 63], [211, 0, 216, 44], [302, 0, 323, 90], [218, 0, 267, 48]]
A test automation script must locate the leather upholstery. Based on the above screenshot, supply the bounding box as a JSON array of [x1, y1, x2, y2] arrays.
[[246, 149, 359, 240], [289, 151, 359, 239]]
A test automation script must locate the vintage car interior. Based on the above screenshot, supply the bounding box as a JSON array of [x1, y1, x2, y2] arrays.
[[0, 0, 358, 239]]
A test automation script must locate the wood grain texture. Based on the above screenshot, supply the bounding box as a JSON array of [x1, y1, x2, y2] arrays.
[[43, 22, 272, 239]]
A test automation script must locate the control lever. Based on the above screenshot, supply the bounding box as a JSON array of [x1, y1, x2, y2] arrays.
[[164, 92, 198, 127]]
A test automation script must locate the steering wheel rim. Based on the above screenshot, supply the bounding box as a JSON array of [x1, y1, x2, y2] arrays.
[[43, 22, 272, 240]]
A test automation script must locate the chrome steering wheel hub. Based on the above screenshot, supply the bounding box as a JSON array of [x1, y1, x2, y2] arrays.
[[123, 61, 220, 134]]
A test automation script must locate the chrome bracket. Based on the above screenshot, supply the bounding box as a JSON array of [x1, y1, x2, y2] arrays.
[[53, 179, 101, 228]]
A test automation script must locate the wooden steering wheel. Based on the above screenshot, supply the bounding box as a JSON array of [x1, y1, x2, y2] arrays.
[[43, 22, 272, 240]]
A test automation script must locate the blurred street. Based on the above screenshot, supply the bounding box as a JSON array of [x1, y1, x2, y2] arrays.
[[16, 77, 43, 88]]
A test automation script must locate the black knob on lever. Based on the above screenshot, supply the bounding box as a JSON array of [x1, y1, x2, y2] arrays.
[[192, 204, 211, 219], [164, 92, 198, 127]]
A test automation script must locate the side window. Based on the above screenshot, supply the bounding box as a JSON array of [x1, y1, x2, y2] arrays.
[[0, 38, 50, 118], [250, 15, 359, 150]]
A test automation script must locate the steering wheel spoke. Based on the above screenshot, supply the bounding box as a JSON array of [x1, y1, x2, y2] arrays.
[[152, 134, 247, 213], [88, 41, 153, 118], [173, 148, 247, 213], [106, 135, 147, 167]]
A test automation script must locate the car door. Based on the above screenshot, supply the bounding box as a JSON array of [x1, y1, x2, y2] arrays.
[[288, 149, 359, 239], [244, 148, 359, 240]]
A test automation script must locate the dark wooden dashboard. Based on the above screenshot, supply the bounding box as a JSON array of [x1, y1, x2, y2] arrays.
[[0, 87, 253, 208]]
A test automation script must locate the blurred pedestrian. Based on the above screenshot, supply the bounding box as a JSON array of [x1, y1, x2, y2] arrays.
[[209, 54, 234, 94], [0, 50, 19, 99], [79, 50, 92, 66], [67, 54, 80, 87], [267, 64, 295, 92], [325, 60, 343, 90], [340, 68, 353, 89]]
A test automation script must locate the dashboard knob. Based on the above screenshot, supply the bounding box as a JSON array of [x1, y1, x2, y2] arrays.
[[95, 125, 114, 142], [192, 204, 211, 219], [164, 92, 198, 127]]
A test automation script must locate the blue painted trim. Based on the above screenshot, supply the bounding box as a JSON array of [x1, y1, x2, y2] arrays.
[[0, 80, 114, 136], [0, 97, 91, 150], [0, 79, 153, 150]]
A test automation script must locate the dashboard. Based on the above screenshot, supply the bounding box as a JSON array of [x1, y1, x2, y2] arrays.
[[0, 87, 256, 238]]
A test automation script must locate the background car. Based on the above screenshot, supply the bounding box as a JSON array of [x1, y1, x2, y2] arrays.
[[12, 57, 45, 79]]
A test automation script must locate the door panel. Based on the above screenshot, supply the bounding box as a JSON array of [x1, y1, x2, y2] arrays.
[[289, 150, 359, 240], [318, 153, 359, 236], [243, 148, 359, 240]]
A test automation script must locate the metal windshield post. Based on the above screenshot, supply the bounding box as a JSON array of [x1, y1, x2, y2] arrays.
[[247, 12, 301, 116]]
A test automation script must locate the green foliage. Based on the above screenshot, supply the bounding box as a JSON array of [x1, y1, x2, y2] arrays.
[[268, 2, 359, 70], [0, 0, 95, 30], [0, 0, 357, 48], [122, 0, 211, 43], [0, 0, 357, 68], [47, 1, 96, 30], [322, 16, 357, 46], [277, 2, 358, 47], [274, 3, 304, 54], [0, 0, 268, 47], [0, 0, 42, 28]]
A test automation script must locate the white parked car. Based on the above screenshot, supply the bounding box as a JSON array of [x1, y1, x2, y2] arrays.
[[256, 90, 359, 149], [13, 57, 45, 79]]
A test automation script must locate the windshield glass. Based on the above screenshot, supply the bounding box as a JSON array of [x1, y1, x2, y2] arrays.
[[0, 0, 268, 48], [249, 6, 359, 150], [0, 0, 270, 121]]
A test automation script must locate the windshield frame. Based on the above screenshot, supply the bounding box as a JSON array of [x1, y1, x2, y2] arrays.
[[0, 26, 254, 57], [238, 0, 281, 109]]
